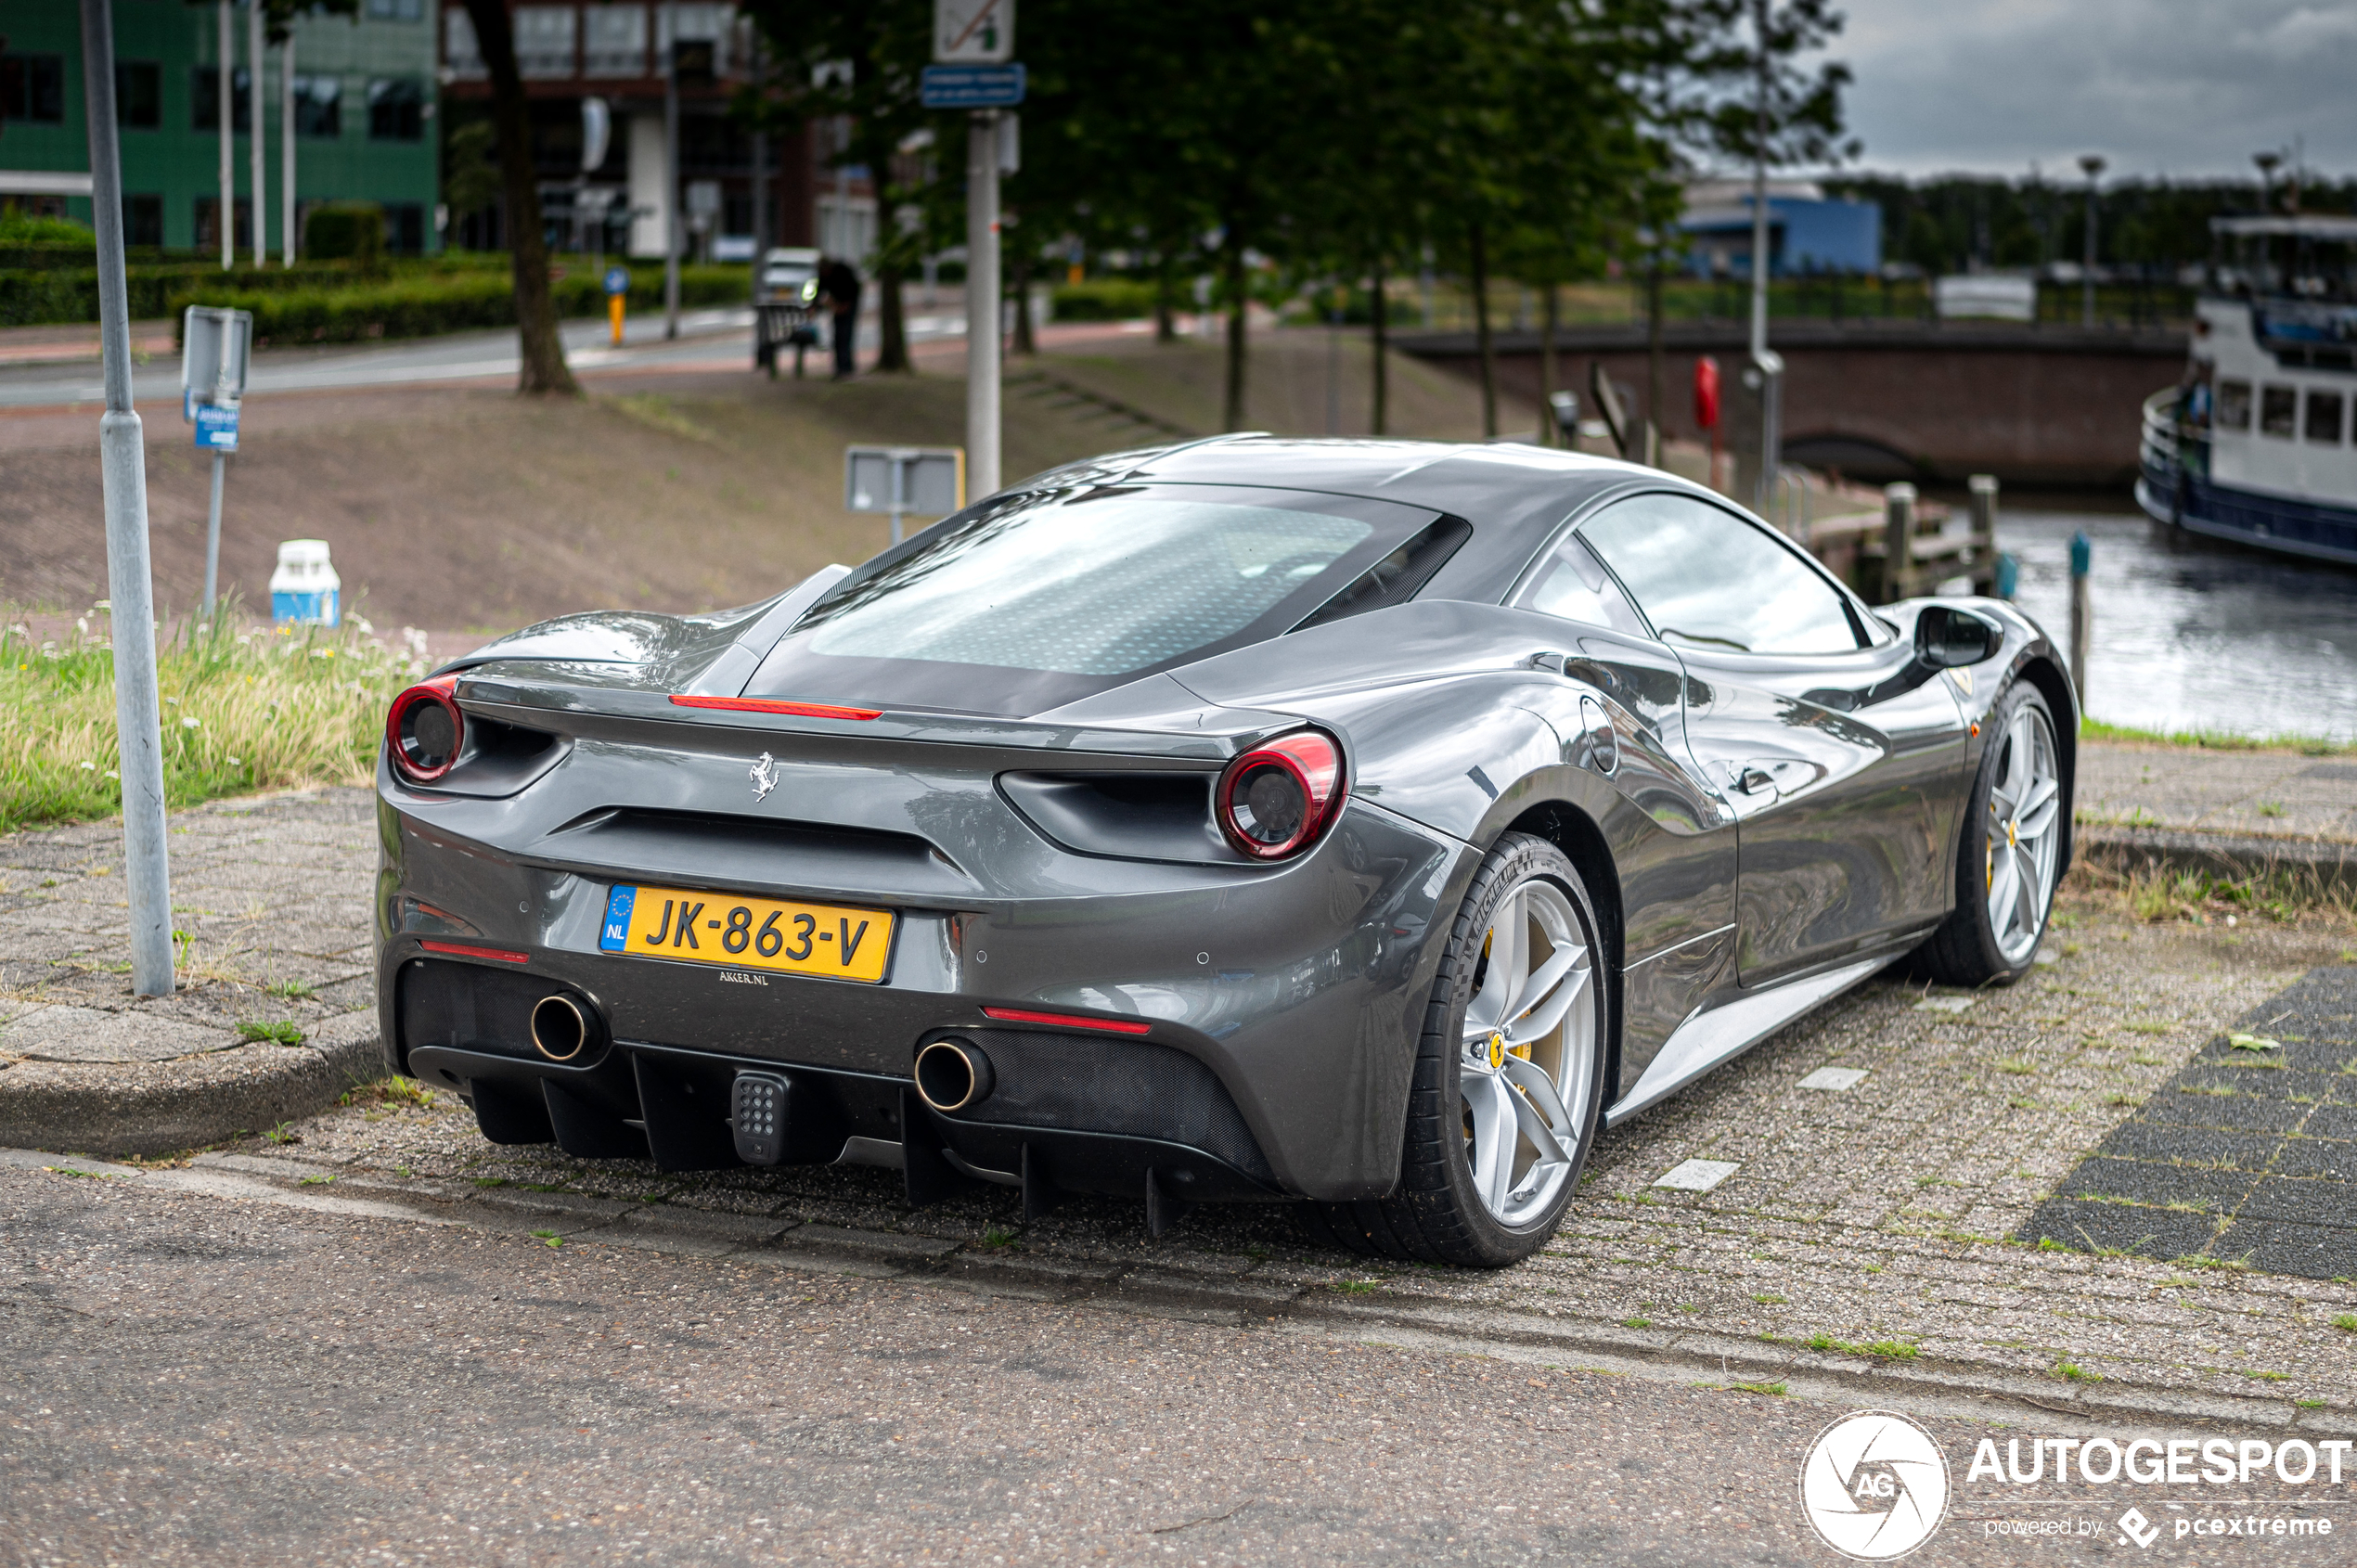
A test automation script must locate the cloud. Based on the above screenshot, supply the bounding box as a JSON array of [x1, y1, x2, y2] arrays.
[[1820, 0, 2357, 179]]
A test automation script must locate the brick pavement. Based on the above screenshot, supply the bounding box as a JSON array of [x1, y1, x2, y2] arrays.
[[7, 774, 2357, 1428], [2078, 742, 2357, 844]]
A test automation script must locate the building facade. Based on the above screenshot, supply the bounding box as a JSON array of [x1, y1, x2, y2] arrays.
[[1, 0, 440, 253], [435, 0, 841, 262], [1680, 179, 1882, 278]]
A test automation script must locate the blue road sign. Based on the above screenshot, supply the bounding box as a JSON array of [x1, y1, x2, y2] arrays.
[[920, 63, 1024, 108], [604, 265, 631, 296], [195, 402, 240, 453]]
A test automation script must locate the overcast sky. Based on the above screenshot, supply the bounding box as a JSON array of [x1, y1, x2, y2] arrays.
[[1818, 0, 2357, 184]]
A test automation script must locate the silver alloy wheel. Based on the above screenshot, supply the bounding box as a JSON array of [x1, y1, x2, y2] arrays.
[[1458, 876, 1596, 1227], [1984, 700, 2062, 965]]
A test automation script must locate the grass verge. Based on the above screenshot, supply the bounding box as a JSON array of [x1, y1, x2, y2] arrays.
[[1, 603, 422, 833], [2080, 719, 2352, 756]]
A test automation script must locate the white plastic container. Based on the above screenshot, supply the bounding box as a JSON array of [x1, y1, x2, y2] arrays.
[[269, 539, 341, 627]]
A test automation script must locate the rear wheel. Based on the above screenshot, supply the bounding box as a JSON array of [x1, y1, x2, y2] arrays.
[[1917, 682, 2064, 985], [1303, 833, 1608, 1267]]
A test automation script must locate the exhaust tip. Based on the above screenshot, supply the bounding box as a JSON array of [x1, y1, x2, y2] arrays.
[[914, 1036, 994, 1113], [529, 994, 590, 1062]]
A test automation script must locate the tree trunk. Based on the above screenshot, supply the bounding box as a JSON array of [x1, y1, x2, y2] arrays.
[[1153, 248, 1178, 344], [1011, 249, 1036, 355], [1469, 222, 1495, 440], [1370, 251, 1387, 437], [463, 0, 574, 395], [875, 263, 908, 371], [1222, 232, 1248, 431], [1539, 282, 1558, 446]]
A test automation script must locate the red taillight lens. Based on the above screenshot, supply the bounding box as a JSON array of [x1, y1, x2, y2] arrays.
[[1217, 730, 1344, 860], [386, 676, 464, 785]]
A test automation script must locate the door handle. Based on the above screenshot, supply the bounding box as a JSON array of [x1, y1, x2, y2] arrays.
[[1735, 765, 1776, 796]]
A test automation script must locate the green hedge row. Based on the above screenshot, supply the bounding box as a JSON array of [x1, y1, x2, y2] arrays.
[[1048, 277, 1158, 322], [165, 265, 751, 346]]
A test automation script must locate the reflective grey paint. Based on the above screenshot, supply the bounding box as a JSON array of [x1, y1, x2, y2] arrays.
[[377, 439, 2079, 1198]]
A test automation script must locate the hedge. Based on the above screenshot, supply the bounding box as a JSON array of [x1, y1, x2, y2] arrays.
[[0, 260, 381, 327], [1049, 277, 1158, 322], [166, 265, 751, 346]]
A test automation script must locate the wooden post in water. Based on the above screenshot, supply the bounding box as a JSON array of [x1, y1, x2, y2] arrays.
[[2069, 531, 2093, 709], [1968, 473, 2000, 594], [1882, 482, 1917, 603]]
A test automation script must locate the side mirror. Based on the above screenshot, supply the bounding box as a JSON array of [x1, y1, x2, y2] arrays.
[[1914, 605, 2000, 669]]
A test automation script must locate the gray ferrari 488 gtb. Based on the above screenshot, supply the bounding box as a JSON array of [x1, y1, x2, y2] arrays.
[[375, 437, 2075, 1266]]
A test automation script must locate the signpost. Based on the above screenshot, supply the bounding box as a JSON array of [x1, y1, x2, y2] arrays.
[[181, 303, 252, 612], [918, 64, 1025, 108], [844, 445, 965, 545], [82, 0, 177, 998], [928, 0, 1020, 501]]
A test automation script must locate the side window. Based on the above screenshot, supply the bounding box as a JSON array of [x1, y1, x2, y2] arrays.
[[1517, 532, 1649, 637], [1578, 493, 1861, 656], [2305, 390, 2345, 445], [2260, 385, 2298, 439], [2216, 379, 2252, 431]]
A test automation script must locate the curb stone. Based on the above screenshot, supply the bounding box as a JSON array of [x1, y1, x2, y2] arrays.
[[11, 1145, 2351, 1439], [2077, 825, 2357, 892], [0, 1009, 381, 1157]]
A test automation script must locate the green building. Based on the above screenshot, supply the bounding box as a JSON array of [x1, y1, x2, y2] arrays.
[[1, 0, 439, 253]]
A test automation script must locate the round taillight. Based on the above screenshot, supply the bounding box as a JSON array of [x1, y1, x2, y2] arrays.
[[386, 677, 464, 785], [1217, 730, 1344, 860]]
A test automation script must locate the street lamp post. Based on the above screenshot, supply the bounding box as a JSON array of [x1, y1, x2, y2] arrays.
[[663, 2, 680, 341], [2079, 154, 2106, 328], [79, 0, 178, 997], [1747, 0, 1770, 362], [248, 0, 265, 266], [217, 0, 233, 269], [965, 109, 1000, 496]]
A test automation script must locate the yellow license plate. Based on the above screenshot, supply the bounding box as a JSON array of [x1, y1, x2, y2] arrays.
[[598, 883, 894, 983]]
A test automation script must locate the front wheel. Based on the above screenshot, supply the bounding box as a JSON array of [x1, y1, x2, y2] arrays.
[[1301, 833, 1609, 1268], [1916, 682, 2065, 986]]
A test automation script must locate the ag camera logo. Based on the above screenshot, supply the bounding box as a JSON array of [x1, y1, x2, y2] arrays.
[[1799, 1410, 1951, 1560]]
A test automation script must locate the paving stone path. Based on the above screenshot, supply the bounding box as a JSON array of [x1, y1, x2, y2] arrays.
[[6, 772, 2357, 1429], [2025, 967, 2357, 1279]]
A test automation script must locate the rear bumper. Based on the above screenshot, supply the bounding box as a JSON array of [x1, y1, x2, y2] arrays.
[[374, 791, 1475, 1201]]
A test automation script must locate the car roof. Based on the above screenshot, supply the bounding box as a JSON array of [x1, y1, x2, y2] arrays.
[[1028, 435, 1735, 604]]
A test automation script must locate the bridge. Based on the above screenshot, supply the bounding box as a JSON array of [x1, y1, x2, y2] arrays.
[[1396, 320, 2188, 487]]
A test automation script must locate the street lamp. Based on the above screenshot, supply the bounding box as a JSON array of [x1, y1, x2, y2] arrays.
[[2253, 150, 2281, 213], [2078, 154, 2106, 328]]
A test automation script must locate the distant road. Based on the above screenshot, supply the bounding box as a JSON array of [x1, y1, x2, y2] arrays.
[[0, 307, 1157, 412]]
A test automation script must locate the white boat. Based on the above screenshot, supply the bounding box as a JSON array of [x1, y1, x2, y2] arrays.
[[2138, 214, 2357, 566]]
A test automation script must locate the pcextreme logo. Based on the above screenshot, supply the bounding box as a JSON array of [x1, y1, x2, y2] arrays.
[[1798, 1410, 1953, 1560]]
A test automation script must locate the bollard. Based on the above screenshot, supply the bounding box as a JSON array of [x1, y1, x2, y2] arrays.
[[1968, 473, 1998, 539], [1882, 482, 1917, 603], [2068, 531, 2092, 706], [270, 539, 341, 627]]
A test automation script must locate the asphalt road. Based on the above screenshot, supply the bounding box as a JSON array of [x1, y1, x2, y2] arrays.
[[5, 1166, 2347, 1566], [0, 304, 1127, 411]]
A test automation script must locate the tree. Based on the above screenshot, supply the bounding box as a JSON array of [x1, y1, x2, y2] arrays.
[[458, 0, 575, 393], [739, 1, 943, 374]]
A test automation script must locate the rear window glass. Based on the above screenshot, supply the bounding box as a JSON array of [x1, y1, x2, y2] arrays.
[[805, 497, 1371, 675], [748, 484, 1443, 716]]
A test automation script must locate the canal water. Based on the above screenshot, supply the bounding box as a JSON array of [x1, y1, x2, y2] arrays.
[[1996, 506, 2357, 744]]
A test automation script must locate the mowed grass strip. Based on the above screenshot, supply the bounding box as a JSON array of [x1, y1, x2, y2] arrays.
[[0, 606, 421, 832]]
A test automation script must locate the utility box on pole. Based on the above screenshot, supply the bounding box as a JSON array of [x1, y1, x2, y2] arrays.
[[1727, 349, 1784, 518], [926, 0, 1019, 501], [846, 445, 965, 545]]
